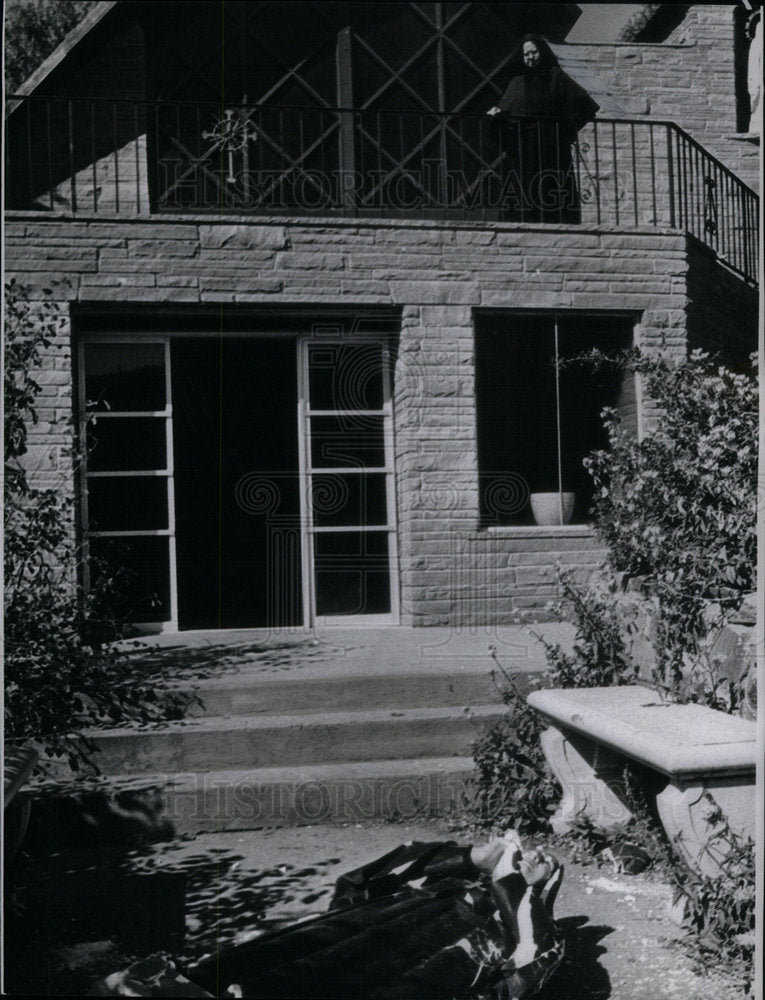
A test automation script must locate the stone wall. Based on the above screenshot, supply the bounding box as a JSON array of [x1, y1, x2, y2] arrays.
[[566, 5, 760, 192], [685, 239, 759, 367], [5, 212, 751, 625]]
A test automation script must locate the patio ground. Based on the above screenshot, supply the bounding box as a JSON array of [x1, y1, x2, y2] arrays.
[[5, 818, 748, 999], [5, 624, 750, 997], [119, 621, 572, 678]]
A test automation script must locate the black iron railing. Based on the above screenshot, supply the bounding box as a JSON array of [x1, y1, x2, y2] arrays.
[[5, 96, 759, 282]]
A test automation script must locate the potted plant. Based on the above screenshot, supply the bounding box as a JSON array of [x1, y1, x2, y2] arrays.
[[529, 490, 575, 525], [529, 344, 575, 525]]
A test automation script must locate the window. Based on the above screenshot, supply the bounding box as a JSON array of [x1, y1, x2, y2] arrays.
[[475, 313, 636, 527], [300, 339, 399, 624], [77, 328, 399, 630], [80, 340, 176, 625]]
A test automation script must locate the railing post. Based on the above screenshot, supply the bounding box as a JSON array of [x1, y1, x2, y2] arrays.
[[630, 121, 638, 226], [91, 101, 98, 211], [665, 124, 675, 228], [46, 100, 54, 211], [593, 120, 601, 225], [26, 100, 34, 208], [336, 25, 356, 216], [68, 99, 77, 213], [611, 121, 619, 226]]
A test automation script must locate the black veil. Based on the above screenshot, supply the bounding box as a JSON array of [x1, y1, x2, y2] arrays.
[[504, 33, 561, 76]]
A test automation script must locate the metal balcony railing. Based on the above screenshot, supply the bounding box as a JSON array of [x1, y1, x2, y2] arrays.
[[5, 96, 760, 282]]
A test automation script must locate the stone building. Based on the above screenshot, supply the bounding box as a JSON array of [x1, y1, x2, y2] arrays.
[[5, 1, 759, 633]]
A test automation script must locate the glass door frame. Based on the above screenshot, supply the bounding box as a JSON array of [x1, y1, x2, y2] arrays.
[[297, 335, 400, 627], [77, 335, 178, 632]]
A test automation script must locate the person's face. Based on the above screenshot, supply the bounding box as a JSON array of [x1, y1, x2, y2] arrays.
[[518, 849, 555, 886], [523, 41, 540, 68]]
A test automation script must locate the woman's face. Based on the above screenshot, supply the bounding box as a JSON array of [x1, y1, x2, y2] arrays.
[[523, 41, 541, 68]]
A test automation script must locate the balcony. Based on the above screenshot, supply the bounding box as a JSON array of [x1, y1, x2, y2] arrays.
[[5, 96, 760, 283]]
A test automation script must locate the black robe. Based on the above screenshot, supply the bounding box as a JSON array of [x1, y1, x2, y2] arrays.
[[494, 39, 599, 223], [185, 840, 565, 999]]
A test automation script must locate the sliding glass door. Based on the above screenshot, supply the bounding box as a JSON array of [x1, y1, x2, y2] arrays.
[[78, 333, 399, 629], [299, 339, 399, 625]]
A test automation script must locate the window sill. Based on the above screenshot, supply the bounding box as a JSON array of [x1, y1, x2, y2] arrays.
[[479, 524, 598, 538]]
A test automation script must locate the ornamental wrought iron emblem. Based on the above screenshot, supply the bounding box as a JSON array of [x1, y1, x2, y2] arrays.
[[703, 175, 718, 235], [201, 108, 258, 183]]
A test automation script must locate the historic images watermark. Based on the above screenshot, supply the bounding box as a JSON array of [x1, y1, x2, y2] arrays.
[[158, 160, 583, 214]]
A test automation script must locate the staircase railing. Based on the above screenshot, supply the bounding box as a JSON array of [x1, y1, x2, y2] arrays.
[[5, 95, 759, 282]]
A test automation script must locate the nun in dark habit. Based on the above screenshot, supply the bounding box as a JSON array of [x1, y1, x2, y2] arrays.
[[487, 35, 599, 223], [96, 831, 565, 999]]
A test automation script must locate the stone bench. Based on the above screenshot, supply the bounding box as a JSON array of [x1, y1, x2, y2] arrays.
[[527, 686, 757, 875]]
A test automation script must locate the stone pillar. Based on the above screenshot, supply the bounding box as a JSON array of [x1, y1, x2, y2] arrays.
[[540, 726, 633, 834], [656, 776, 756, 876]]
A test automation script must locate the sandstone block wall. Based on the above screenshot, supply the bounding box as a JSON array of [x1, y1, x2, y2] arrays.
[[5, 212, 755, 625], [567, 5, 760, 192]]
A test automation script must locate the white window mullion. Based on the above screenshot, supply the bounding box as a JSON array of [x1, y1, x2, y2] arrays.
[[297, 339, 314, 629], [79, 336, 175, 631], [77, 339, 92, 593], [382, 341, 400, 624], [164, 339, 178, 630]]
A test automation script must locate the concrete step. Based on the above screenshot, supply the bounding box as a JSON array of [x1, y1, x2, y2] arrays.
[[102, 757, 478, 834], [181, 670, 512, 717], [88, 705, 506, 775]]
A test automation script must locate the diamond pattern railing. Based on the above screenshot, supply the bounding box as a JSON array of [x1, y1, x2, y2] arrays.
[[5, 95, 760, 283]]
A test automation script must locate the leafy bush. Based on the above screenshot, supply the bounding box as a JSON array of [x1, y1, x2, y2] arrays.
[[4, 280, 189, 772], [669, 799, 755, 992], [470, 347, 756, 980], [469, 649, 559, 832], [584, 349, 757, 701], [5, 0, 97, 92], [536, 571, 639, 690], [534, 348, 757, 711]]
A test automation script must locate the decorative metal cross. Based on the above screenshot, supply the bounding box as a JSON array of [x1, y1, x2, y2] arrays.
[[201, 108, 259, 183]]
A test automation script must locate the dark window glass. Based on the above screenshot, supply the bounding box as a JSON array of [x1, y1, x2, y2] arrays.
[[88, 477, 168, 532], [314, 531, 390, 616], [311, 473, 388, 527], [309, 414, 386, 468], [308, 343, 384, 411], [89, 536, 171, 621], [84, 342, 166, 412], [86, 417, 167, 471], [475, 314, 633, 526]]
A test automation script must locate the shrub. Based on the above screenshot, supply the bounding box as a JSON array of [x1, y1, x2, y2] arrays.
[[536, 570, 639, 690], [469, 649, 559, 832], [585, 348, 757, 702], [536, 348, 757, 711], [5, 0, 97, 92], [471, 347, 756, 981], [4, 280, 189, 772], [669, 798, 755, 993]]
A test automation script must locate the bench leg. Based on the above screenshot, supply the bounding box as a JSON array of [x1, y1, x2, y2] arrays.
[[540, 726, 633, 833], [656, 778, 755, 876]]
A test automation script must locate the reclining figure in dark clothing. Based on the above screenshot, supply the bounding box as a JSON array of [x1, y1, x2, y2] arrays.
[[97, 831, 565, 999]]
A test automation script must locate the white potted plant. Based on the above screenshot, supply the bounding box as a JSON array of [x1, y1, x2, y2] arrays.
[[529, 490, 575, 525], [529, 348, 575, 525]]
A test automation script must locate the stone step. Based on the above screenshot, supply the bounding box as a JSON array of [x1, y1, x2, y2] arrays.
[[180, 670, 512, 717], [115, 756, 478, 834], [88, 705, 506, 775]]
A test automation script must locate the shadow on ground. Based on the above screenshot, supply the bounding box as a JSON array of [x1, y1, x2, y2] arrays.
[[126, 639, 326, 680], [5, 836, 618, 998], [122, 637, 335, 685], [537, 916, 614, 999], [3, 841, 344, 996]]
